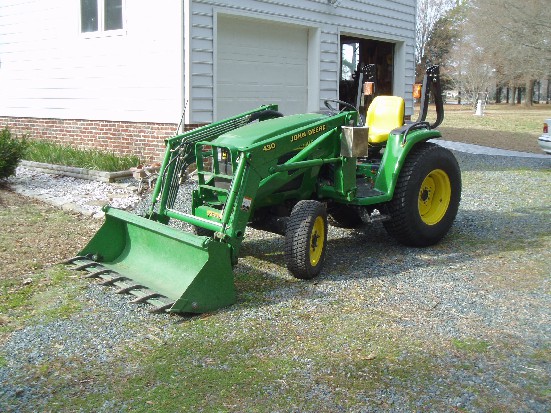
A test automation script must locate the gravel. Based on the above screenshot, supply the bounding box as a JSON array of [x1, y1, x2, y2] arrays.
[[1, 150, 550, 412], [8, 167, 142, 218]]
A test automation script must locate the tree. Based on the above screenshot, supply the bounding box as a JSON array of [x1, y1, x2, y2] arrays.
[[415, 0, 457, 78], [421, 1, 468, 88], [451, 41, 495, 107], [467, 0, 551, 106], [341, 43, 359, 80]]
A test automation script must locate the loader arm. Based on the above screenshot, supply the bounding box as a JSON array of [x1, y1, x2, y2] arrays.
[[148, 104, 281, 220]]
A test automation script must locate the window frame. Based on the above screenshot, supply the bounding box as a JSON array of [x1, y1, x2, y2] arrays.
[[80, 0, 126, 37]]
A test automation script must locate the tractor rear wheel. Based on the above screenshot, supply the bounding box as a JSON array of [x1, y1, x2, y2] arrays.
[[383, 142, 461, 246], [285, 200, 328, 279]]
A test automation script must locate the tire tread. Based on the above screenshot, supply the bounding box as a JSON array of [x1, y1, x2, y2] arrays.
[[285, 200, 327, 279], [383, 142, 461, 246]]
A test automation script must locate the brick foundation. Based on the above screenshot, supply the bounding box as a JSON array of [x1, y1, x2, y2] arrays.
[[0, 116, 206, 162]]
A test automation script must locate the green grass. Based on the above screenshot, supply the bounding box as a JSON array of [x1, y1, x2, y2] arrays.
[[23, 140, 141, 172], [38, 307, 443, 412], [419, 104, 548, 153], [452, 338, 491, 354], [0, 266, 84, 332], [440, 105, 545, 135]]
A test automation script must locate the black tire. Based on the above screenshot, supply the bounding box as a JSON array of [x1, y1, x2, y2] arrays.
[[327, 204, 363, 228], [285, 200, 328, 280], [383, 142, 461, 247]]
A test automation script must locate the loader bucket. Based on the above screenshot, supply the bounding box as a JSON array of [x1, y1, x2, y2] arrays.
[[67, 207, 235, 314]]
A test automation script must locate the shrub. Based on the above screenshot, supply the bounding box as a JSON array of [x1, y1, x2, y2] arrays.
[[24, 140, 141, 172], [0, 127, 28, 180]]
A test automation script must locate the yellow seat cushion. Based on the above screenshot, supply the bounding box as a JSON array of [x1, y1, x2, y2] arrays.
[[366, 96, 405, 144]]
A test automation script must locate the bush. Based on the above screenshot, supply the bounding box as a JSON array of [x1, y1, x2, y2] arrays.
[[0, 128, 28, 180], [24, 140, 141, 172]]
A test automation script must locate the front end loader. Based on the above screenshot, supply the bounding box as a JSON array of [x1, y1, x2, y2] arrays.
[[67, 66, 461, 314]]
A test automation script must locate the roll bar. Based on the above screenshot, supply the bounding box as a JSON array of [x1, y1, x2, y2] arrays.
[[416, 65, 444, 129]]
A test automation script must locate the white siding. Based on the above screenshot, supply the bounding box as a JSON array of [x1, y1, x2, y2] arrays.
[[0, 0, 184, 123], [188, 0, 416, 123], [0, 0, 416, 125]]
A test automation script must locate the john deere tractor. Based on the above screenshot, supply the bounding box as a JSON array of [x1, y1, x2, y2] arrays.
[[66, 66, 461, 313]]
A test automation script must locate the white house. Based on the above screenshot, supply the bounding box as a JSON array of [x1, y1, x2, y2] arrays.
[[0, 0, 416, 160]]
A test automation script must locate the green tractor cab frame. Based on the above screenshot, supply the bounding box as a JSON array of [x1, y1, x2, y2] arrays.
[[67, 66, 460, 314]]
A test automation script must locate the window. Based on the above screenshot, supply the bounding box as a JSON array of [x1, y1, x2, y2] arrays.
[[81, 0, 123, 33]]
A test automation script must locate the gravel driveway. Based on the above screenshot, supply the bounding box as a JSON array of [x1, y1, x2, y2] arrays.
[[1, 150, 549, 412]]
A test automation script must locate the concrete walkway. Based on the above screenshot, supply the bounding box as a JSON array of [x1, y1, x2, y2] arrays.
[[433, 139, 550, 159]]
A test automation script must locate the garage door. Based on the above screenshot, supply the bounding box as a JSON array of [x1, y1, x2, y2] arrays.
[[216, 16, 308, 120]]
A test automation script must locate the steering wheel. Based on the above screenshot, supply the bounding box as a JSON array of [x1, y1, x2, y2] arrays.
[[323, 99, 364, 126], [324, 99, 358, 114]]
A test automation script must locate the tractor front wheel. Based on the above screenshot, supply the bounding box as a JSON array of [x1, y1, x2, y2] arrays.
[[285, 200, 328, 279], [383, 142, 461, 247]]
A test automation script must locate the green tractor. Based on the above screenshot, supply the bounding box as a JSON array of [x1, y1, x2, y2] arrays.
[[66, 66, 461, 313]]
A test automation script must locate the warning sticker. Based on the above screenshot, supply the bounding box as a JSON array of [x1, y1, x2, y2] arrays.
[[241, 196, 252, 211]]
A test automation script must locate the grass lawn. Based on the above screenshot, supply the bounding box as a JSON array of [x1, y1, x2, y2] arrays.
[[431, 103, 550, 153]]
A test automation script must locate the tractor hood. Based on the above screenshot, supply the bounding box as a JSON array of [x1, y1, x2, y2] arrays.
[[213, 113, 326, 150]]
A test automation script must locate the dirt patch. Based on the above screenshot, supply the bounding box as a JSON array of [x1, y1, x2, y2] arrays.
[[435, 104, 547, 154], [440, 127, 542, 153], [0, 188, 100, 280]]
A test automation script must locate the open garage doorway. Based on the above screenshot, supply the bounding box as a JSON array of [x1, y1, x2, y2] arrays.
[[339, 36, 395, 111]]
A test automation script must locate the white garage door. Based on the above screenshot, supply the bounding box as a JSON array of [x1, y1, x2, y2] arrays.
[[216, 16, 308, 120]]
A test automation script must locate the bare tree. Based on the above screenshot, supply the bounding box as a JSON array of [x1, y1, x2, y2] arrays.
[[415, 0, 457, 76], [467, 0, 551, 106], [451, 39, 495, 108], [422, 2, 468, 88]]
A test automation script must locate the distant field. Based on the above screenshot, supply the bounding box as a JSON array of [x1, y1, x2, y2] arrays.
[[416, 104, 550, 153]]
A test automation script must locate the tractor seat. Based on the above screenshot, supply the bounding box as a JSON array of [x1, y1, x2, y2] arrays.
[[366, 96, 405, 144]]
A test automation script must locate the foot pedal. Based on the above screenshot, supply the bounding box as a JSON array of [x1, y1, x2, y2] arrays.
[[366, 210, 390, 223]]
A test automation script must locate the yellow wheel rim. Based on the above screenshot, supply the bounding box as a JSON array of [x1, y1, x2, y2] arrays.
[[310, 216, 325, 266], [418, 169, 451, 225]]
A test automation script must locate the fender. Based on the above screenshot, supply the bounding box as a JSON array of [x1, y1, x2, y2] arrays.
[[374, 127, 442, 198]]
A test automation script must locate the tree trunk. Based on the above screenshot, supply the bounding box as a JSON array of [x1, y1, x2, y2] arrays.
[[495, 86, 502, 103], [524, 79, 535, 107]]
